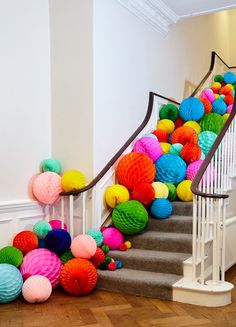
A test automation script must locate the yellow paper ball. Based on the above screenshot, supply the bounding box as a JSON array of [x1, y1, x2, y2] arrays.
[[176, 180, 193, 202], [157, 119, 175, 134], [223, 113, 230, 121], [212, 82, 221, 89], [124, 241, 132, 249], [226, 84, 234, 90], [160, 142, 171, 154], [214, 94, 219, 99], [61, 170, 86, 192], [105, 184, 130, 208], [152, 182, 169, 198], [183, 121, 201, 134]]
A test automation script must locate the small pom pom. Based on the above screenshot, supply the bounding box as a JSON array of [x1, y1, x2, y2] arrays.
[[124, 241, 132, 249], [100, 226, 107, 233], [118, 243, 127, 251], [101, 245, 110, 253], [99, 262, 108, 270], [115, 260, 123, 269], [108, 262, 117, 271], [105, 256, 112, 264]]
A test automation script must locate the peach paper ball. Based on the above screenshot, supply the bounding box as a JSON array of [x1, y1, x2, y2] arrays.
[[22, 275, 52, 303], [71, 235, 97, 259]]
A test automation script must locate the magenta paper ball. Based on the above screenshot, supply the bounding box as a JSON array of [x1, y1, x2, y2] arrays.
[[227, 104, 233, 114], [200, 89, 215, 103], [49, 219, 67, 231], [32, 172, 62, 205], [22, 275, 52, 303], [132, 136, 162, 162], [20, 248, 62, 289], [71, 235, 97, 259], [102, 227, 124, 250], [186, 160, 203, 181]]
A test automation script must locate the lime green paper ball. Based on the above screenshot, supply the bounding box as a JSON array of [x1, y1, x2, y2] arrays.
[[164, 183, 177, 201], [159, 104, 179, 122], [199, 113, 225, 135], [41, 158, 62, 174], [60, 249, 74, 264], [0, 246, 23, 267], [33, 220, 52, 239]]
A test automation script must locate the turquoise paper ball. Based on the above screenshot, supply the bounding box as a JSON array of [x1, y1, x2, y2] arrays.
[[41, 158, 62, 174], [86, 228, 104, 246], [0, 264, 23, 303], [198, 131, 218, 155]]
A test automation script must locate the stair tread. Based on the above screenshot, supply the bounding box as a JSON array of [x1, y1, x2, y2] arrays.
[[129, 230, 192, 240]]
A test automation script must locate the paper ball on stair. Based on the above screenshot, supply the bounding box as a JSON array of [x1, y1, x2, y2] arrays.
[[86, 228, 104, 246], [214, 74, 224, 83], [227, 104, 233, 114], [199, 97, 212, 114], [132, 182, 155, 206], [0, 246, 23, 267], [90, 248, 106, 268], [172, 126, 198, 145], [112, 200, 148, 235], [200, 89, 215, 103], [102, 227, 124, 250], [179, 97, 204, 121], [13, 231, 38, 255], [155, 154, 186, 184], [33, 220, 52, 239], [49, 219, 67, 230], [199, 113, 225, 135], [61, 170, 86, 192], [186, 160, 203, 181], [180, 143, 201, 164], [105, 184, 130, 208], [152, 129, 169, 142], [174, 116, 185, 129], [132, 136, 162, 162], [0, 263, 23, 303], [22, 275, 52, 303], [152, 182, 169, 198], [159, 104, 179, 121], [44, 229, 71, 255], [150, 198, 173, 219], [169, 143, 183, 156], [212, 99, 227, 115], [160, 142, 171, 154], [183, 121, 201, 134], [157, 119, 175, 134], [164, 183, 177, 201], [224, 72, 236, 84], [71, 234, 97, 259], [198, 131, 217, 155], [176, 180, 193, 202], [41, 158, 62, 174]]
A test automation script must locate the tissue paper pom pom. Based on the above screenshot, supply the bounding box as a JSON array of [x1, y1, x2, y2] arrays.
[[71, 235, 97, 259], [60, 249, 74, 264], [13, 231, 38, 255], [169, 143, 183, 156], [183, 121, 201, 134], [101, 245, 109, 253], [224, 94, 234, 105], [212, 99, 227, 115], [223, 113, 230, 121], [90, 248, 106, 268], [157, 119, 175, 134], [86, 228, 104, 246], [200, 89, 215, 103], [115, 260, 123, 269], [186, 160, 203, 180], [32, 172, 62, 205], [179, 97, 204, 121], [174, 116, 185, 129], [49, 219, 67, 230], [116, 152, 155, 190], [0, 264, 23, 303], [199, 97, 212, 114], [180, 143, 201, 164], [0, 246, 23, 267], [132, 182, 155, 206], [132, 137, 162, 162], [22, 275, 52, 303], [172, 126, 198, 145], [33, 220, 52, 239], [227, 104, 233, 114], [41, 158, 62, 174], [20, 248, 62, 289], [164, 183, 177, 201], [108, 262, 117, 271], [100, 262, 108, 270], [214, 74, 224, 83], [159, 104, 179, 121], [61, 170, 86, 192], [152, 182, 169, 198], [200, 113, 225, 134], [152, 129, 168, 142], [112, 200, 148, 235], [102, 227, 124, 250], [60, 258, 97, 295], [44, 229, 71, 255], [198, 131, 218, 155], [160, 142, 171, 154], [177, 180, 193, 202], [105, 184, 129, 208], [150, 198, 172, 219], [224, 72, 236, 84], [155, 154, 186, 184], [124, 241, 132, 249]]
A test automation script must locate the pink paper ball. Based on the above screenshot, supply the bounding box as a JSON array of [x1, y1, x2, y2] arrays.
[[20, 248, 62, 289], [32, 172, 62, 205], [22, 275, 52, 303], [71, 235, 97, 259], [132, 137, 163, 162], [200, 89, 215, 103], [186, 160, 203, 180], [49, 219, 67, 231], [102, 227, 124, 250], [227, 104, 233, 114]]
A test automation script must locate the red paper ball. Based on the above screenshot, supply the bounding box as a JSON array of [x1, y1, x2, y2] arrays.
[[211, 87, 219, 94], [108, 262, 117, 271], [199, 98, 212, 114], [224, 95, 234, 105], [172, 126, 198, 145], [180, 143, 201, 164], [219, 86, 232, 96], [132, 182, 155, 206], [174, 116, 185, 129], [13, 231, 38, 255], [152, 129, 168, 142], [90, 248, 106, 268], [118, 243, 127, 251]]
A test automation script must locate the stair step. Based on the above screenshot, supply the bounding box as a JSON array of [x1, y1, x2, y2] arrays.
[[97, 268, 181, 300], [172, 202, 193, 216], [148, 215, 192, 234], [127, 231, 192, 253], [108, 248, 191, 275]]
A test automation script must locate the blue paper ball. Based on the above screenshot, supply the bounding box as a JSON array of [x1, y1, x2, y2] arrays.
[[0, 263, 23, 303], [86, 228, 104, 246], [212, 99, 227, 115], [44, 228, 71, 255], [179, 97, 204, 121], [155, 154, 186, 183], [150, 198, 173, 219], [198, 131, 217, 155], [224, 72, 236, 84], [115, 260, 123, 269]]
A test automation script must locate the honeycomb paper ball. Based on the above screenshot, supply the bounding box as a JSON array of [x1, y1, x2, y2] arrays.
[[71, 235, 97, 259], [132, 182, 155, 206], [152, 129, 169, 142], [226, 83, 234, 90], [227, 104, 233, 114], [0, 263, 23, 303], [200, 89, 215, 103], [212, 82, 221, 90], [223, 113, 230, 121], [61, 170, 86, 192], [172, 126, 198, 145], [174, 116, 185, 129], [177, 180, 193, 202], [183, 121, 201, 134], [0, 246, 23, 267], [44, 229, 71, 255], [179, 97, 204, 121], [150, 198, 173, 219], [164, 183, 177, 201], [180, 143, 201, 164], [220, 85, 232, 96], [20, 248, 62, 289], [13, 231, 38, 255], [86, 228, 104, 246], [186, 160, 203, 180], [159, 104, 179, 121], [60, 249, 74, 265], [102, 227, 124, 250], [112, 200, 148, 235], [32, 172, 62, 205], [224, 72, 236, 84], [132, 136, 162, 162], [33, 220, 52, 239], [142, 133, 157, 139], [199, 113, 225, 134], [90, 248, 106, 268], [41, 158, 62, 174], [214, 74, 224, 83], [105, 184, 130, 208], [49, 219, 67, 230], [116, 152, 156, 190], [198, 131, 218, 155], [157, 119, 175, 134], [199, 97, 212, 114], [22, 275, 52, 303], [160, 142, 171, 154], [60, 258, 97, 295], [224, 95, 234, 105], [212, 99, 227, 115], [155, 154, 187, 184], [152, 182, 169, 198], [169, 143, 183, 156]]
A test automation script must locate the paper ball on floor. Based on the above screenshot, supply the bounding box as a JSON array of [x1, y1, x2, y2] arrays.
[[105, 184, 130, 208], [152, 182, 169, 198], [152, 129, 169, 142], [169, 143, 183, 156], [0, 246, 23, 267], [0, 263, 23, 303], [60, 258, 97, 295], [164, 183, 177, 201], [132, 182, 155, 206], [90, 248, 106, 268], [33, 220, 52, 239], [172, 126, 198, 145], [212, 99, 227, 115], [199, 97, 212, 114], [71, 235, 97, 259], [179, 97, 204, 121], [116, 152, 156, 190], [199, 113, 225, 134], [13, 231, 38, 255], [102, 227, 124, 250], [44, 229, 71, 255], [61, 170, 86, 192], [112, 200, 148, 235], [180, 143, 201, 164], [186, 160, 203, 180], [41, 158, 62, 174], [32, 172, 62, 205], [224, 72, 236, 84], [198, 131, 217, 155], [183, 121, 201, 134], [132, 136, 162, 162], [86, 228, 104, 246], [155, 154, 186, 184], [157, 119, 175, 134], [49, 219, 67, 230], [177, 180, 193, 202], [159, 104, 179, 121], [20, 248, 62, 289], [60, 249, 74, 265], [22, 275, 52, 303], [150, 198, 172, 219]]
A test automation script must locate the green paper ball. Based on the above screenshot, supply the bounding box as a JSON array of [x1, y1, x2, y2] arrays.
[[214, 74, 224, 83], [112, 200, 148, 235], [101, 245, 110, 253], [105, 256, 112, 264], [199, 113, 225, 135], [159, 104, 179, 122], [41, 158, 62, 174], [60, 249, 74, 264], [33, 220, 52, 239], [164, 183, 177, 201], [86, 228, 104, 246], [0, 246, 23, 267]]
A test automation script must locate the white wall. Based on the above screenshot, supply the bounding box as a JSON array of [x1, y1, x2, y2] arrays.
[[0, 0, 51, 201]]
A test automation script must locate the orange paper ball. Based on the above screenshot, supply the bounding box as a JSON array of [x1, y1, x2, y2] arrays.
[[180, 143, 201, 164], [224, 95, 234, 105], [13, 231, 38, 255], [172, 126, 198, 145], [152, 129, 168, 142], [199, 98, 212, 114]]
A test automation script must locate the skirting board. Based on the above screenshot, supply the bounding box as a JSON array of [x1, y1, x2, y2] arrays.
[[225, 215, 236, 271]]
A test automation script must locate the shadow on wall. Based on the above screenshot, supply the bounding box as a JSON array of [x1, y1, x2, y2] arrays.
[[183, 80, 197, 99]]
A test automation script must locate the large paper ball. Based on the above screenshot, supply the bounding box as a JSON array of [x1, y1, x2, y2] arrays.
[[199, 113, 225, 134], [159, 104, 179, 121], [0, 246, 23, 267], [116, 152, 156, 190], [132, 136, 162, 162], [164, 183, 177, 201], [71, 235, 97, 259], [61, 170, 86, 192], [152, 182, 169, 198], [112, 200, 148, 235], [60, 258, 97, 295], [132, 182, 155, 206], [180, 143, 201, 164], [86, 229, 104, 247], [105, 184, 130, 208], [199, 97, 212, 114], [20, 248, 62, 289], [32, 172, 62, 205], [13, 231, 38, 255], [224, 72, 236, 84], [0, 264, 23, 303], [22, 275, 52, 303], [157, 119, 175, 134], [212, 99, 227, 115], [44, 229, 71, 255], [41, 158, 62, 174], [172, 126, 198, 145], [177, 180, 193, 202], [183, 121, 201, 134], [150, 198, 173, 219], [49, 219, 67, 231], [152, 129, 169, 142], [90, 248, 106, 268], [33, 220, 52, 239], [198, 131, 218, 155], [102, 227, 124, 250], [179, 97, 204, 121], [155, 154, 186, 184]]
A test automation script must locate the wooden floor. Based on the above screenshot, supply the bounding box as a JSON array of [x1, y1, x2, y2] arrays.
[[1, 266, 236, 327]]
